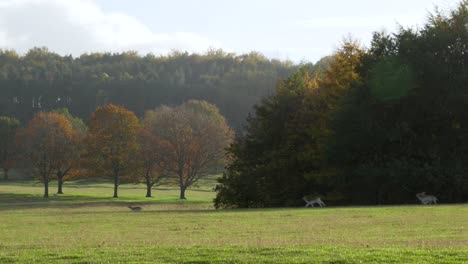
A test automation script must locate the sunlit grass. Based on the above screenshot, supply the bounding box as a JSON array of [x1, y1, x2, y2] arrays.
[[0, 178, 467, 263]]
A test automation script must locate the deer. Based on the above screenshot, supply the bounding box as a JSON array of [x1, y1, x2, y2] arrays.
[[128, 205, 142, 212], [302, 195, 326, 208], [416, 192, 438, 205]]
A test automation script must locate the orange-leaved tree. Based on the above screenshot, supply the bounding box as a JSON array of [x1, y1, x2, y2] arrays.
[[86, 104, 140, 198], [51, 108, 87, 194], [135, 126, 170, 197], [146, 100, 233, 199], [53, 127, 84, 194], [17, 112, 73, 197]]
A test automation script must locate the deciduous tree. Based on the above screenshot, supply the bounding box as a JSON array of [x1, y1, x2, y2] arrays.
[[135, 127, 169, 197], [18, 112, 73, 197], [86, 104, 140, 198], [146, 100, 233, 199], [51, 108, 86, 194]]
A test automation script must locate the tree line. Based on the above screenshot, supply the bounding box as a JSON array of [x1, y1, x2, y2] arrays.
[[0, 49, 297, 132], [1, 101, 233, 198], [215, 2, 468, 207]]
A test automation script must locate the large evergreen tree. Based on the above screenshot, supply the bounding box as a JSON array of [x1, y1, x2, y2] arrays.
[[331, 1, 468, 204]]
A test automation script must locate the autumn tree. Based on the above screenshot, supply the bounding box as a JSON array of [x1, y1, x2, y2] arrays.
[[86, 104, 140, 198], [146, 100, 233, 199], [51, 108, 86, 194], [18, 112, 73, 197], [0, 116, 20, 180], [135, 127, 169, 197]]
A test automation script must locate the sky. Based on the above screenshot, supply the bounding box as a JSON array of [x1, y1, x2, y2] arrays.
[[0, 0, 457, 63]]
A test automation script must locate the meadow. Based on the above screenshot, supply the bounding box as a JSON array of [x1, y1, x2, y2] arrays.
[[0, 177, 467, 263]]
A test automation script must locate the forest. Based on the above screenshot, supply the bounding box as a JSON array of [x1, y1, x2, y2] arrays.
[[0, 49, 297, 132]]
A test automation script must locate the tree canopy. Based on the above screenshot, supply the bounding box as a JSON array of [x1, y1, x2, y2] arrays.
[[86, 104, 140, 198], [18, 112, 74, 197], [145, 100, 233, 199]]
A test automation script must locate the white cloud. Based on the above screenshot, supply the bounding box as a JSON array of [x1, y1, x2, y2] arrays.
[[0, 0, 223, 56]]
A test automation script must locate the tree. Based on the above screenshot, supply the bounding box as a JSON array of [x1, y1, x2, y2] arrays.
[[215, 40, 364, 208], [135, 127, 169, 197], [330, 1, 468, 204], [18, 112, 73, 197], [0, 116, 20, 180], [51, 108, 86, 194], [146, 100, 233, 199], [86, 104, 140, 198]]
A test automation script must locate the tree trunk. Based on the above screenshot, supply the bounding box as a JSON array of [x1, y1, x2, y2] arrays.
[[178, 165, 186, 199], [113, 172, 119, 198], [44, 179, 49, 198], [57, 176, 63, 194], [146, 183, 152, 197], [179, 186, 186, 199], [3, 168, 8, 180]]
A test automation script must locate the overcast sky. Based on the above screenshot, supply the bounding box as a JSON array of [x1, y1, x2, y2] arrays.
[[0, 0, 457, 62]]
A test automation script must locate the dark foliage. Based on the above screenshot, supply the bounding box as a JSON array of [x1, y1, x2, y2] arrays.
[[215, 2, 468, 207], [0, 49, 297, 131]]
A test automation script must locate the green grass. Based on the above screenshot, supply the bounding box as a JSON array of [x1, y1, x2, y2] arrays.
[[0, 178, 467, 263]]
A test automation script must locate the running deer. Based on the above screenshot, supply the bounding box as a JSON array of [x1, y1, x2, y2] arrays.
[[128, 205, 142, 212], [302, 196, 326, 207], [416, 192, 438, 205]]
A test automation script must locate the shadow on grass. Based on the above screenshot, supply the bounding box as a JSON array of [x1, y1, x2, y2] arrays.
[[0, 192, 212, 212]]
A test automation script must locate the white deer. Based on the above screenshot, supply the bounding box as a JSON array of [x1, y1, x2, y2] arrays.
[[302, 196, 326, 208], [416, 192, 438, 205]]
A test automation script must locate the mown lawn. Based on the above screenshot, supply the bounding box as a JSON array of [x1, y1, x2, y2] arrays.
[[0, 178, 467, 263]]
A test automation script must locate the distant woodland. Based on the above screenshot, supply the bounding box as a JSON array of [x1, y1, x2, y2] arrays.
[[0, 49, 297, 131]]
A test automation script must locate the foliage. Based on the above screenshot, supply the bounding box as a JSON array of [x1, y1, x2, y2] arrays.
[[368, 56, 414, 101], [0, 116, 20, 180], [215, 41, 363, 208], [17, 112, 73, 197], [0, 49, 297, 131], [216, 2, 468, 207], [331, 1, 468, 204], [146, 100, 233, 199], [86, 104, 140, 198], [133, 126, 170, 197], [51, 108, 87, 133], [49, 108, 86, 193]]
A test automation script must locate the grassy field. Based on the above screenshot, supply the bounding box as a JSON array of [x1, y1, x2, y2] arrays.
[[0, 177, 467, 263]]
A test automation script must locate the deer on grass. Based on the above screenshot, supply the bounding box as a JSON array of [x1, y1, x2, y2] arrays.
[[416, 192, 438, 205], [128, 205, 142, 212], [302, 195, 326, 208]]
